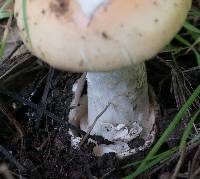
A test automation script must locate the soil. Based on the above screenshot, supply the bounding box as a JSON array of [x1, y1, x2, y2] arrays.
[[0, 1, 199, 179]]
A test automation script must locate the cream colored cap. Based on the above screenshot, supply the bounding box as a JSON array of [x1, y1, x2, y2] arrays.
[[15, 0, 191, 72]]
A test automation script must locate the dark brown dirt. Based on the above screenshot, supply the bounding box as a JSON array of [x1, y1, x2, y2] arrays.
[[0, 53, 122, 178]]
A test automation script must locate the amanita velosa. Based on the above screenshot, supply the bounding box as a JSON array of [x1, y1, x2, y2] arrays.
[[14, 0, 191, 157]]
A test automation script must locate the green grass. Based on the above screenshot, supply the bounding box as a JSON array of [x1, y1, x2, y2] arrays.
[[122, 146, 178, 169], [179, 110, 200, 149], [0, 0, 13, 61], [0, 0, 31, 61], [189, 9, 200, 18], [176, 10, 200, 66], [124, 85, 200, 178], [0, 0, 12, 20]]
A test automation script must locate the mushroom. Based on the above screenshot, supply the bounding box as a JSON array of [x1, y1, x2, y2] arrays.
[[14, 0, 191, 157]]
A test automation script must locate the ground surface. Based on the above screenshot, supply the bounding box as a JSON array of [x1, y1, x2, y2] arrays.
[[0, 1, 199, 179]]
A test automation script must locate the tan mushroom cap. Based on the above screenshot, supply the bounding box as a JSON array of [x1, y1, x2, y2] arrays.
[[15, 0, 191, 72]]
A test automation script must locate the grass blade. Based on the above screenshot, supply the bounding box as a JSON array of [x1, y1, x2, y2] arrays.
[[124, 84, 200, 179]]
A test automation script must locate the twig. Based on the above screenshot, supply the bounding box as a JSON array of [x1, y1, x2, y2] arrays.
[[80, 102, 111, 146], [150, 140, 200, 176], [2, 42, 23, 63], [73, 72, 86, 107], [0, 164, 14, 179], [0, 53, 33, 81], [189, 167, 200, 179], [171, 147, 186, 179], [0, 89, 110, 143], [35, 67, 54, 128], [190, 146, 200, 177], [0, 101, 23, 138], [100, 168, 116, 179], [0, 145, 26, 171]]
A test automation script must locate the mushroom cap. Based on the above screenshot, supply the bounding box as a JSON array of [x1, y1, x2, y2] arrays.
[[15, 0, 191, 72]]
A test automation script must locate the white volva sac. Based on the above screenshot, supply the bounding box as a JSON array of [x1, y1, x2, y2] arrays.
[[15, 0, 192, 157], [69, 64, 157, 157], [82, 65, 156, 157]]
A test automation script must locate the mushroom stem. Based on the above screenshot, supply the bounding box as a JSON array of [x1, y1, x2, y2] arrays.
[[81, 63, 151, 143]]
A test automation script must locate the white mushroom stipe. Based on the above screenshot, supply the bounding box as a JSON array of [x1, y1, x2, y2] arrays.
[[83, 64, 149, 142], [15, 0, 192, 157]]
